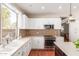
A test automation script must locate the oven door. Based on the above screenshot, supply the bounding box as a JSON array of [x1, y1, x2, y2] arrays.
[[45, 39, 55, 48]]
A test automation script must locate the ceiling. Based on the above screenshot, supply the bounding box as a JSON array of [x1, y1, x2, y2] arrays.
[[12, 3, 79, 18]]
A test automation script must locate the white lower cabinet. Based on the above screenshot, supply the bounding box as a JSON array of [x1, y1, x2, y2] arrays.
[[12, 36, 44, 56], [22, 42, 28, 56], [32, 36, 44, 49], [12, 39, 32, 56], [25, 39, 32, 56]]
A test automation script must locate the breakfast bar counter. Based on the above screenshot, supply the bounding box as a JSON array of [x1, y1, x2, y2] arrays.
[[54, 42, 79, 56]]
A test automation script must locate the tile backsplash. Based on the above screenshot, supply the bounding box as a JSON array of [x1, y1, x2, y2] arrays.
[[19, 29, 60, 37]]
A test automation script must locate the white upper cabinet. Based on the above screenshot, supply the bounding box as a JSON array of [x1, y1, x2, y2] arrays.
[[18, 16, 61, 29], [28, 19, 45, 29], [28, 18, 61, 29], [18, 14, 29, 29]]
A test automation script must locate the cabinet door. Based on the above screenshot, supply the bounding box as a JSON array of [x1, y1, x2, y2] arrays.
[[28, 19, 44, 29], [29, 39, 32, 52], [32, 36, 44, 49], [18, 14, 29, 29], [22, 15, 26, 28], [22, 39, 32, 56], [22, 41, 30, 56], [25, 17, 29, 29], [22, 42, 28, 56], [26, 40, 32, 56]]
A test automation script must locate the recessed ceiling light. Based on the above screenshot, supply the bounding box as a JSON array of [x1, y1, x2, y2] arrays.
[[73, 6, 77, 9], [41, 6, 45, 10], [58, 6, 62, 9]]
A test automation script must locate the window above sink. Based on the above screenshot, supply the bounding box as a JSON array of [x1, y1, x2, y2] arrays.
[[0, 3, 19, 45], [1, 4, 18, 29]]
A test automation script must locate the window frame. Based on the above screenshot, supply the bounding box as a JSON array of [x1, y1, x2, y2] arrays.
[[0, 3, 19, 45], [1, 4, 18, 29]]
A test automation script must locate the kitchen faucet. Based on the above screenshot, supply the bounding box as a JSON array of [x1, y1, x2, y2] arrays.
[[2, 33, 10, 48]]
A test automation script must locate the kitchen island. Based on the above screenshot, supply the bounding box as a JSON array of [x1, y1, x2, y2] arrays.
[[54, 42, 79, 56]]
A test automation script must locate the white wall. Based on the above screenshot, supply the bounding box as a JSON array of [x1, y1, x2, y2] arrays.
[[27, 18, 61, 29], [69, 18, 79, 42]]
